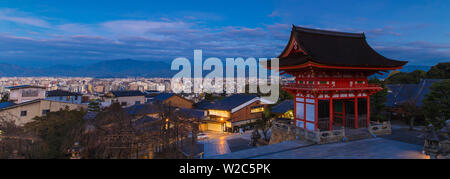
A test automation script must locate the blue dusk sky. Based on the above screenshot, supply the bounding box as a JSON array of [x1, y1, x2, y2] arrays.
[[0, 0, 449, 67]]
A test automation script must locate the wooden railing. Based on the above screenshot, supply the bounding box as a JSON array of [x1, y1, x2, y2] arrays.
[[318, 116, 368, 131], [283, 83, 381, 90]]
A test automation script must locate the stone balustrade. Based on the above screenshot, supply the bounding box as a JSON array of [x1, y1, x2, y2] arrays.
[[271, 121, 345, 145], [368, 121, 392, 136]]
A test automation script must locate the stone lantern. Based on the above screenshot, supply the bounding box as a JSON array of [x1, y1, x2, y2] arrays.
[[423, 121, 450, 159], [438, 120, 450, 159], [423, 124, 440, 159]]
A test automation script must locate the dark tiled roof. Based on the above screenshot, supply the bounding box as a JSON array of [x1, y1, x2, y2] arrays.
[[47, 90, 82, 97], [0, 99, 84, 112], [0, 99, 42, 111], [145, 90, 161, 93], [386, 79, 443, 107], [110, 90, 145, 97], [153, 93, 175, 102], [135, 116, 160, 126], [6, 85, 46, 90], [272, 100, 294, 114], [179, 108, 205, 119], [125, 104, 159, 116], [0, 102, 16, 110], [205, 94, 258, 111], [274, 26, 408, 68], [194, 100, 214, 110], [133, 116, 161, 133], [414, 79, 442, 106]]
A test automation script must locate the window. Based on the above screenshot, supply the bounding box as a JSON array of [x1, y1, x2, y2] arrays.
[[22, 90, 38, 97], [42, 110, 50, 116], [121, 102, 127, 106], [135, 101, 141, 105], [20, 111, 27, 117], [296, 102, 304, 119], [208, 110, 231, 118], [251, 106, 265, 113]]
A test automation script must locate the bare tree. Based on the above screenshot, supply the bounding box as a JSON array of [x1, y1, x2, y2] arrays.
[[0, 115, 47, 159]]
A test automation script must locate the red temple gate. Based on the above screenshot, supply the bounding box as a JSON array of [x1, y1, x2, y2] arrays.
[[268, 26, 407, 132]]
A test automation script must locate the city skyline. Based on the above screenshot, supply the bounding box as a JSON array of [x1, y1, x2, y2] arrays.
[[0, 0, 449, 68]]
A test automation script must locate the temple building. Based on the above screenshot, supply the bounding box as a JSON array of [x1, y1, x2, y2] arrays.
[[269, 26, 407, 132]]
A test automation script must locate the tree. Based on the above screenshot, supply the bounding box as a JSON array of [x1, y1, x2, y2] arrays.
[[426, 62, 450, 79], [24, 107, 86, 159], [422, 79, 450, 129], [279, 88, 293, 101], [0, 116, 46, 159], [80, 102, 139, 159], [0, 93, 9, 103], [255, 108, 273, 142], [80, 102, 197, 159], [385, 70, 427, 84], [369, 78, 388, 121], [398, 102, 423, 130]]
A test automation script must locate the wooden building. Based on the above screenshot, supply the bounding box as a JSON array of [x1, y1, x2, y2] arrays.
[[202, 94, 269, 132], [103, 91, 146, 108], [152, 93, 194, 109], [0, 99, 87, 126], [268, 26, 407, 132], [6, 85, 46, 104]]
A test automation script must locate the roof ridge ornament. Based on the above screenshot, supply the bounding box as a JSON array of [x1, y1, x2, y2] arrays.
[[293, 25, 365, 38]]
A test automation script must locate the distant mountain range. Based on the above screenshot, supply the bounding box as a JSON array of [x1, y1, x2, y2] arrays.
[[0, 59, 176, 78], [0, 59, 432, 78]]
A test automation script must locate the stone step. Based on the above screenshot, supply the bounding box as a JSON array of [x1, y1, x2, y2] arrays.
[[345, 129, 373, 142]]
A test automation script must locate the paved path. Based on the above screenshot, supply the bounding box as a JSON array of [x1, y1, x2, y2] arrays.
[[200, 130, 256, 157], [380, 128, 425, 146], [201, 136, 231, 157], [208, 140, 313, 159], [254, 138, 427, 159], [201, 130, 276, 157], [209, 138, 428, 159]]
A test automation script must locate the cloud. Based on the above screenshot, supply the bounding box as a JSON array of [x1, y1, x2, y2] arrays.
[[100, 20, 192, 35], [0, 9, 447, 67], [268, 11, 280, 18], [373, 41, 450, 65], [366, 27, 402, 36], [0, 20, 291, 63], [0, 8, 50, 28], [57, 23, 95, 35]]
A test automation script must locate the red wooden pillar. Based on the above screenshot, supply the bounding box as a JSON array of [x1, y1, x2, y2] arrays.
[[367, 96, 370, 127], [354, 97, 359, 129], [329, 98, 334, 131], [294, 95, 297, 126], [343, 101, 346, 127], [315, 98, 318, 131], [304, 97, 307, 129]]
